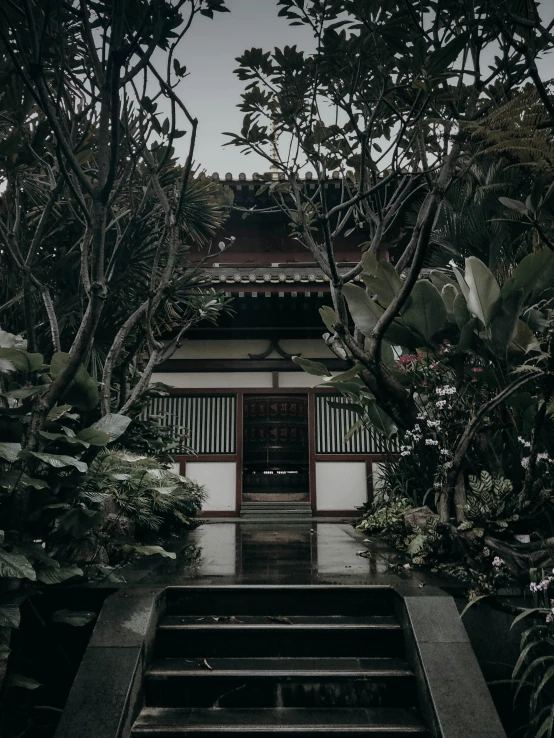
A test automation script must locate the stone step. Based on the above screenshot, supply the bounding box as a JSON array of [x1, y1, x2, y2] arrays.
[[159, 615, 392, 625], [144, 657, 416, 708], [155, 619, 403, 658], [164, 586, 396, 617], [240, 510, 312, 522], [132, 707, 429, 736], [240, 502, 312, 507]]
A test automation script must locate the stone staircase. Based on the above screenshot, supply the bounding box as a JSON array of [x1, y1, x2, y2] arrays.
[[131, 586, 429, 737], [239, 501, 313, 522]]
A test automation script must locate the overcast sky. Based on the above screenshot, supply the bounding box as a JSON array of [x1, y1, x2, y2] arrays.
[[171, 0, 554, 178], [171, 0, 313, 177]]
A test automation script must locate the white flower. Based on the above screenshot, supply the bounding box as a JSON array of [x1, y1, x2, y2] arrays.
[[439, 448, 451, 456], [425, 438, 439, 446], [492, 557, 504, 568], [401, 450, 411, 457], [416, 413, 426, 421], [521, 457, 530, 469], [436, 400, 447, 409], [518, 436, 532, 449], [427, 420, 441, 428], [443, 461, 453, 470], [537, 452, 550, 462]]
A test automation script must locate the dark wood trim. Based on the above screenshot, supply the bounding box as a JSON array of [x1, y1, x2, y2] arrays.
[[178, 458, 186, 476], [206, 284, 332, 294], [308, 392, 317, 513], [366, 459, 373, 505], [168, 387, 336, 396], [200, 510, 240, 518], [235, 391, 244, 512], [157, 359, 348, 373], [178, 454, 238, 463], [314, 454, 388, 462], [314, 509, 359, 517]]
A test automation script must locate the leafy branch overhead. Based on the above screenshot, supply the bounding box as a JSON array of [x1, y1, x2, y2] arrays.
[[229, 0, 554, 526]]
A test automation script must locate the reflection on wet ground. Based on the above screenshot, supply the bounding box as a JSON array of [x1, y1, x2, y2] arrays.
[[127, 521, 440, 588]]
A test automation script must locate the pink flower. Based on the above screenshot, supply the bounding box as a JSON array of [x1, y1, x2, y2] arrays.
[[396, 355, 417, 366], [471, 367, 483, 373]]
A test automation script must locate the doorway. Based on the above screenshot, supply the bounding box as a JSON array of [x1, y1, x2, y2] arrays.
[[242, 394, 309, 501]]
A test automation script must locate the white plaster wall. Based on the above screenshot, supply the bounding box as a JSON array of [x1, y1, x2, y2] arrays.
[[170, 462, 181, 476], [279, 370, 342, 388], [278, 372, 322, 388], [315, 461, 368, 510], [186, 461, 236, 511], [152, 372, 273, 388]]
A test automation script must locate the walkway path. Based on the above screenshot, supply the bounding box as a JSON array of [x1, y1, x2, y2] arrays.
[[124, 521, 456, 591]]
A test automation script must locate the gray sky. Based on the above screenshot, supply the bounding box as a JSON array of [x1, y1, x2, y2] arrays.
[[172, 0, 554, 178], [174, 0, 313, 177]]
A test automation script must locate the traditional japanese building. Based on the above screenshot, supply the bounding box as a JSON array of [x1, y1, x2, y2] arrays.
[[151, 174, 399, 517]]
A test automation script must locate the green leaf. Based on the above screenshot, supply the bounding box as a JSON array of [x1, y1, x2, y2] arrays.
[[451, 262, 470, 302], [430, 270, 458, 293], [319, 306, 337, 333], [499, 196, 528, 213], [464, 256, 500, 326], [0, 604, 20, 628], [13, 544, 59, 569], [343, 283, 383, 336], [441, 284, 458, 315], [532, 664, 554, 713], [510, 320, 540, 354], [407, 533, 426, 556], [0, 348, 44, 373], [51, 609, 96, 627], [362, 260, 402, 307], [36, 565, 83, 585], [0, 471, 48, 490], [453, 292, 471, 329], [56, 508, 100, 538], [47, 405, 79, 422], [0, 442, 22, 463], [361, 249, 379, 276], [6, 673, 41, 690], [490, 287, 525, 355], [122, 544, 176, 559], [2, 385, 48, 400], [366, 402, 397, 438], [402, 281, 446, 344], [50, 353, 99, 411], [90, 414, 132, 442], [39, 431, 90, 448], [76, 427, 110, 447], [0, 550, 36, 580], [511, 249, 554, 301], [344, 418, 364, 443], [460, 595, 490, 619], [292, 357, 330, 376], [18, 451, 87, 473], [321, 364, 362, 383]]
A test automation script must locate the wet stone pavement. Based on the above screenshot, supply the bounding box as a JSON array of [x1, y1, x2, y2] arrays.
[[120, 521, 458, 590]]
